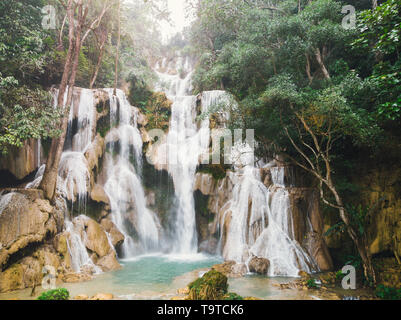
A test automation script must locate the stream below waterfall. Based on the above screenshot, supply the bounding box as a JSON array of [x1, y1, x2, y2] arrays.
[[0, 254, 346, 300]]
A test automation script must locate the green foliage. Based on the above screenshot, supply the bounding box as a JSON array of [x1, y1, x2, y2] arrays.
[[325, 200, 382, 238], [306, 278, 318, 289], [0, 0, 62, 154], [140, 92, 172, 131], [128, 73, 153, 108], [335, 270, 346, 281], [197, 164, 228, 180], [0, 0, 51, 83], [222, 292, 243, 300], [344, 254, 363, 269], [353, 0, 401, 120], [188, 270, 228, 300], [37, 288, 70, 300], [0, 79, 62, 154], [375, 284, 401, 300]]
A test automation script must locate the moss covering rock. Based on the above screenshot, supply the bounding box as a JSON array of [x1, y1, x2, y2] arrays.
[[188, 270, 228, 300]]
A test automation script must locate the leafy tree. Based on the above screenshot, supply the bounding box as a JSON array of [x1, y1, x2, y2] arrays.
[[0, 0, 62, 154], [353, 0, 401, 120]]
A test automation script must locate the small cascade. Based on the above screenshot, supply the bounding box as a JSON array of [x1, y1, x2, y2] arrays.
[[67, 88, 95, 152], [103, 89, 160, 257], [65, 217, 102, 274], [0, 192, 16, 215], [220, 166, 317, 277]]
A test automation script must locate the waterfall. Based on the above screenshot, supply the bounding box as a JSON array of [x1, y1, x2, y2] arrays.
[[154, 56, 213, 254], [221, 166, 317, 276], [103, 89, 160, 257]]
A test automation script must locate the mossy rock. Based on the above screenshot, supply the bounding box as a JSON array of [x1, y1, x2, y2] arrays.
[[143, 92, 172, 131], [188, 270, 228, 300], [222, 292, 243, 300]]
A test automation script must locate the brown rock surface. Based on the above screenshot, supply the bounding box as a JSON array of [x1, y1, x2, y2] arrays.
[[90, 184, 109, 204], [100, 219, 124, 249], [0, 193, 59, 270], [248, 256, 270, 275]]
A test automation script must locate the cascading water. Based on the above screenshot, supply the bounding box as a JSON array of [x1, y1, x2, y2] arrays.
[[220, 166, 318, 276], [103, 89, 160, 257], [155, 57, 214, 254], [65, 217, 102, 274]]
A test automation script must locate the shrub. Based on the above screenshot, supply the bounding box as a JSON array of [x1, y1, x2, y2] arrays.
[[306, 278, 318, 289], [375, 284, 401, 300], [37, 288, 70, 300], [222, 292, 243, 300]]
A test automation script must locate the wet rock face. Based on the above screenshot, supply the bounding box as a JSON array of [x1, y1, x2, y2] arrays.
[[0, 244, 69, 293], [248, 256, 270, 275], [100, 218, 125, 249], [72, 216, 121, 272], [0, 192, 63, 271], [289, 188, 333, 272], [0, 139, 42, 184]]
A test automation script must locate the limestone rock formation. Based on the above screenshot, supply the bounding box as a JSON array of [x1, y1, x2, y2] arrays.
[[0, 191, 63, 270]]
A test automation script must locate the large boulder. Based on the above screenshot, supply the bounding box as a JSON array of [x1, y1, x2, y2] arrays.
[[96, 251, 121, 272], [248, 256, 270, 275]]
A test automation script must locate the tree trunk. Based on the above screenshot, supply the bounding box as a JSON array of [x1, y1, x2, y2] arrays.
[[39, 1, 76, 201], [314, 47, 330, 80], [113, 0, 121, 96], [89, 32, 106, 89], [328, 182, 376, 285]]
